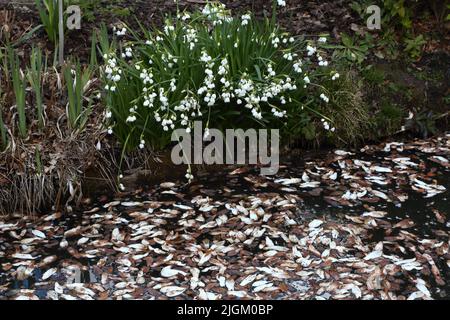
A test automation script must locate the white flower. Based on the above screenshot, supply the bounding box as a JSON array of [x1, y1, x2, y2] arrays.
[[293, 63, 302, 73], [306, 45, 316, 56], [126, 115, 136, 123], [277, 0, 286, 6], [331, 72, 340, 81], [320, 93, 330, 103], [203, 128, 210, 139], [318, 37, 327, 43], [303, 76, 310, 84], [164, 25, 175, 34], [251, 108, 262, 120], [283, 52, 296, 61], [116, 27, 126, 36], [241, 14, 251, 26]]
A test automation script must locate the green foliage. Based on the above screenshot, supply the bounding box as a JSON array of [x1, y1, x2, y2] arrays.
[[383, 0, 416, 29], [26, 47, 46, 129], [35, 0, 60, 45], [100, 4, 350, 152], [362, 66, 385, 85], [64, 61, 92, 130], [371, 101, 405, 136], [0, 82, 7, 150], [64, 34, 97, 131], [329, 33, 372, 65], [403, 34, 427, 59], [9, 48, 27, 139], [406, 109, 439, 138]]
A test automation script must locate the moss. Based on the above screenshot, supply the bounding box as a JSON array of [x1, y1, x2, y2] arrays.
[[363, 66, 386, 86]]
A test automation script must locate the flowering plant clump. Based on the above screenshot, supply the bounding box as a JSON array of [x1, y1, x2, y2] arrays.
[[100, 1, 343, 151]]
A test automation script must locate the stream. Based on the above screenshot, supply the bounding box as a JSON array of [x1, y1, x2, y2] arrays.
[[0, 133, 449, 300]]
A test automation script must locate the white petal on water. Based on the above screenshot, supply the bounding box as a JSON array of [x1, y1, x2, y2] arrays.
[[160, 286, 186, 297], [32, 230, 46, 239], [274, 178, 302, 185], [12, 253, 37, 260], [240, 274, 257, 287], [161, 266, 186, 277], [308, 219, 323, 229], [42, 268, 57, 280]]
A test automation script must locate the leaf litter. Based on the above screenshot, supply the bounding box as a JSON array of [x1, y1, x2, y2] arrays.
[[0, 134, 449, 300]]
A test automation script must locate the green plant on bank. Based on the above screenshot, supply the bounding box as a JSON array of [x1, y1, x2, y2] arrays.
[[26, 47, 46, 129], [350, 0, 432, 62], [327, 33, 372, 65], [100, 1, 363, 157], [382, 0, 417, 29], [64, 33, 97, 131], [64, 61, 92, 130], [405, 108, 439, 138], [35, 0, 61, 45], [8, 48, 27, 139], [0, 84, 7, 151], [71, 0, 132, 22], [403, 34, 427, 59], [0, 48, 9, 150]]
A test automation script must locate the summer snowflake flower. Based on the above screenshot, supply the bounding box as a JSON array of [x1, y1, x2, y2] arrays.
[[321, 119, 335, 132], [203, 128, 210, 139], [271, 36, 280, 48], [164, 24, 175, 34], [122, 47, 133, 58], [126, 114, 136, 123], [320, 93, 330, 103], [293, 62, 302, 73], [126, 106, 137, 123], [267, 64, 276, 77], [185, 169, 194, 181], [181, 12, 191, 21], [251, 108, 262, 120], [114, 27, 126, 36], [331, 72, 340, 81], [277, 0, 286, 6], [318, 37, 327, 43], [283, 52, 297, 61], [241, 14, 251, 26], [306, 45, 316, 56]]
